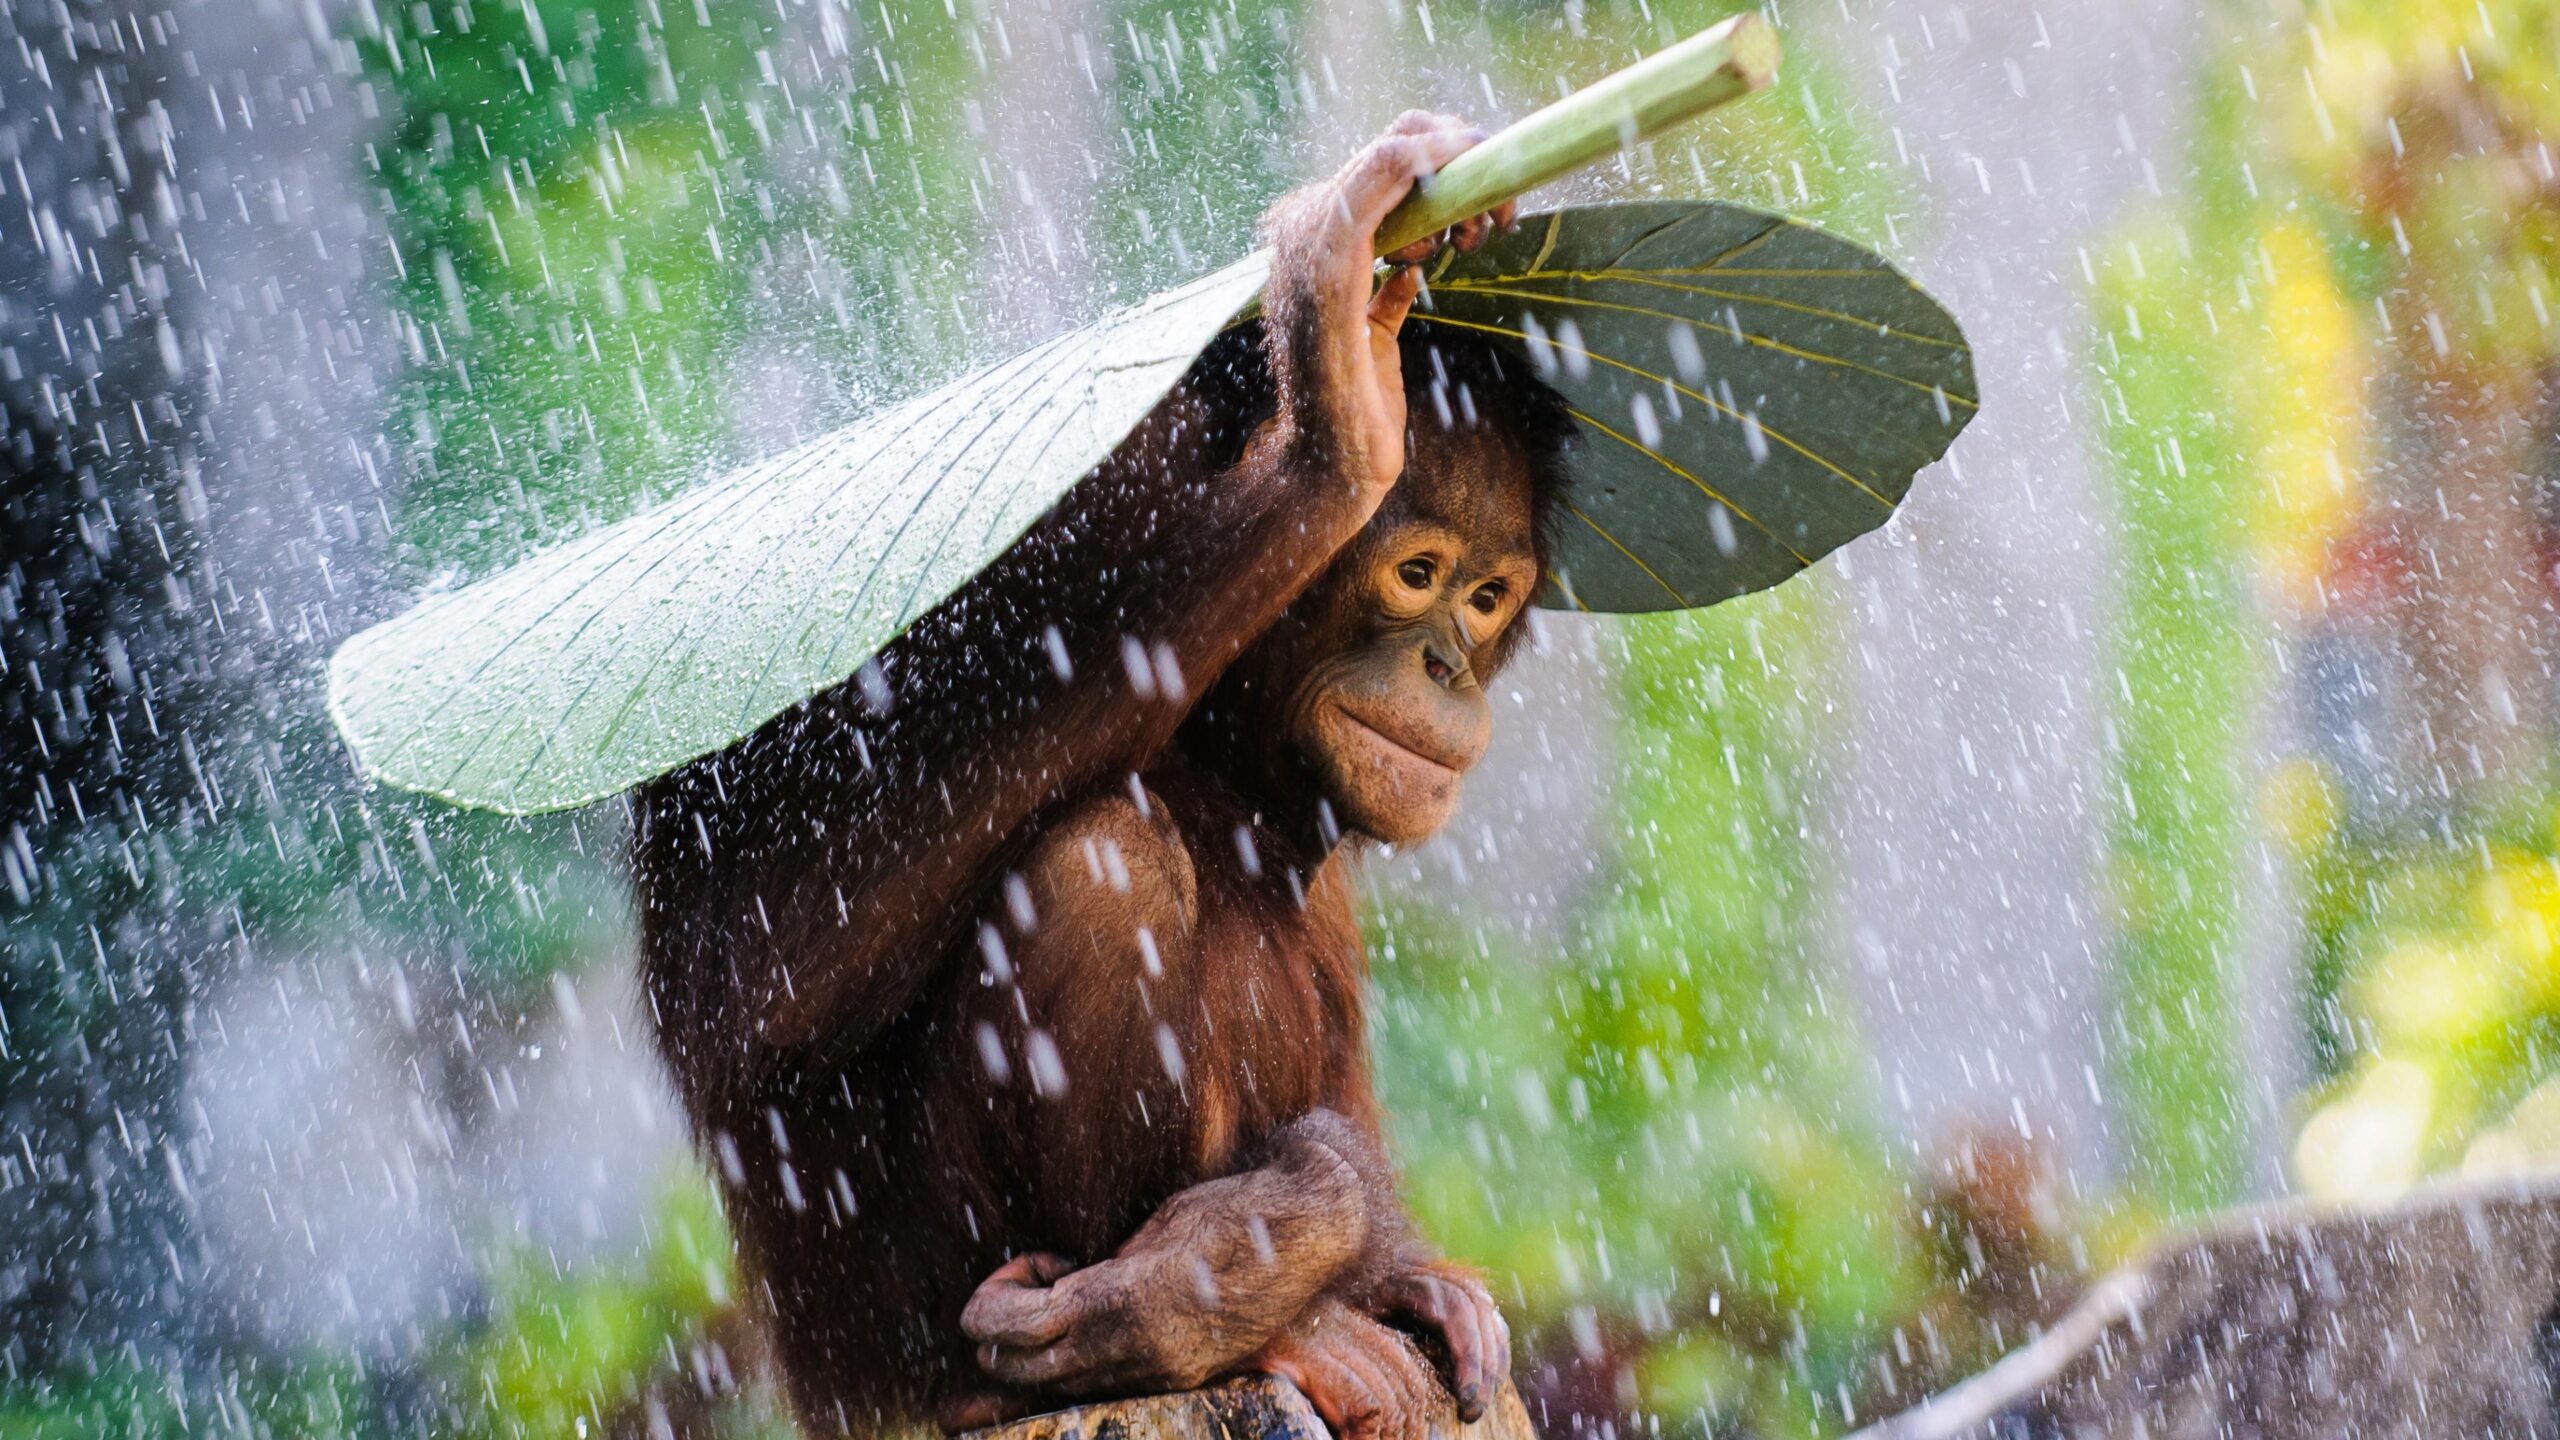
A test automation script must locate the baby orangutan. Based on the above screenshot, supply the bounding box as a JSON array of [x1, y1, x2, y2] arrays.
[[634, 113, 1575, 1440]]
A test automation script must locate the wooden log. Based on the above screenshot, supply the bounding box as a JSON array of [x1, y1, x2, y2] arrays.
[[1856, 1172, 2560, 1440], [968, 1376, 1540, 1440]]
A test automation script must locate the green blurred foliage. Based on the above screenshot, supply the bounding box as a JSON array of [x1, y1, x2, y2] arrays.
[[2087, 197, 2258, 1214], [0, 1355, 372, 1438], [2289, 788, 2560, 1193], [421, 1175, 789, 1439], [0, 1177, 774, 1438], [2088, 0, 2560, 1212], [1, 775, 623, 1134], [360, 0, 1032, 578]]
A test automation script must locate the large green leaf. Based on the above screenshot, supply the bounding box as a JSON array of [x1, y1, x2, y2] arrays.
[[1421, 202, 1973, 611], [327, 253, 1269, 814], [327, 203, 1971, 815]]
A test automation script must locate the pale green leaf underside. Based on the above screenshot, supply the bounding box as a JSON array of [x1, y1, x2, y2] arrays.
[[327, 203, 1971, 815]]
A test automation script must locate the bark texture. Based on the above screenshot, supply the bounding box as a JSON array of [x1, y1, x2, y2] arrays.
[[1861, 1175, 2560, 1440]]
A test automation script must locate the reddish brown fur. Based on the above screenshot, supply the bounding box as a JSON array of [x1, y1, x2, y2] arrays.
[[632, 117, 1571, 1440]]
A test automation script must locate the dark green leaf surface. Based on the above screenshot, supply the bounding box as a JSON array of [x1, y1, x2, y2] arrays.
[[1420, 202, 1973, 611], [327, 203, 1970, 814]]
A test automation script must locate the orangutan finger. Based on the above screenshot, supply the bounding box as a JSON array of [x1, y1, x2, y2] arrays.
[[1368, 264, 1425, 337], [936, 1390, 1038, 1434], [960, 1254, 1082, 1347]]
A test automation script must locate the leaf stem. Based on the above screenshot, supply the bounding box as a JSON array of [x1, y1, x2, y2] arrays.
[[1372, 13, 1782, 259]]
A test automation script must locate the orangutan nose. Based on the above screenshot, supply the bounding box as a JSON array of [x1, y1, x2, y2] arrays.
[[1421, 633, 1469, 689]]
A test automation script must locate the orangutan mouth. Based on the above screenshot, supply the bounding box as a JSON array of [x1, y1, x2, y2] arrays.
[[1334, 706, 1466, 781]]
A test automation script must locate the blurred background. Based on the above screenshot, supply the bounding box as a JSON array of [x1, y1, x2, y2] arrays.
[[7, 0, 2560, 1432]]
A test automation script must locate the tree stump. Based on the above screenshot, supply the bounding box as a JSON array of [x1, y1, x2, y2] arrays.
[[968, 1376, 1539, 1440], [1857, 1172, 2560, 1439]]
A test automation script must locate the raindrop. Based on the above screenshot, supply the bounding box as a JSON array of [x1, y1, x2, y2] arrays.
[[1120, 634, 1158, 698], [1027, 1030, 1068, 1098], [1630, 393, 1663, 450], [1555, 319, 1592, 380], [976, 1022, 1012, 1085], [856, 658, 894, 714], [1521, 313, 1557, 377], [1668, 321, 1704, 381]]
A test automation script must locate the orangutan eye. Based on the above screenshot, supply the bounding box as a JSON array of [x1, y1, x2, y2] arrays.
[[1469, 582, 1506, 614], [1396, 558, 1436, 591]]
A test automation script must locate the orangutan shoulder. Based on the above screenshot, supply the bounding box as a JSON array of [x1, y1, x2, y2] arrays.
[[1013, 784, 1200, 965]]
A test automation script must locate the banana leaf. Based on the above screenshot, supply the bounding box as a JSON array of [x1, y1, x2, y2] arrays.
[[327, 202, 1972, 814]]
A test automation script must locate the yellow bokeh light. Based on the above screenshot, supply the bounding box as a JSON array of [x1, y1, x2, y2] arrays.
[[2295, 1058, 2436, 1201]]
